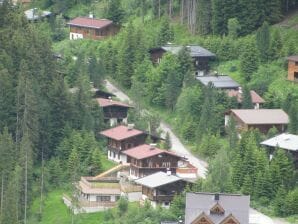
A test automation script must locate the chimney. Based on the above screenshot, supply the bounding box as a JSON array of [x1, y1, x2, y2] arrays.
[[166, 168, 171, 176], [89, 12, 94, 18], [238, 87, 242, 94], [127, 124, 134, 130], [214, 193, 219, 201], [149, 143, 156, 150]]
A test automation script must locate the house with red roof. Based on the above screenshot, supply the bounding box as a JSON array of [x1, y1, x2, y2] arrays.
[[227, 88, 265, 109], [96, 98, 133, 126], [123, 144, 182, 178], [100, 125, 150, 163], [67, 16, 119, 40]]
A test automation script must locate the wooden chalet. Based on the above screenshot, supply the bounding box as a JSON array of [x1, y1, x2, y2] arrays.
[[67, 17, 119, 40], [261, 133, 298, 168], [123, 144, 182, 178], [135, 171, 188, 208], [96, 98, 132, 126], [185, 192, 250, 224], [100, 125, 149, 163], [149, 45, 215, 75], [287, 55, 298, 81], [227, 88, 265, 109], [225, 109, 289, 134]]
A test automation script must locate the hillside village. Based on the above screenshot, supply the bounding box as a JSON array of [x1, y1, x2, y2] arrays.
[[0, 0, 298, 224]]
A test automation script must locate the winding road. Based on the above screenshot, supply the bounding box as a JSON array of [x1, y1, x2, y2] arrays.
[[103, 79, 290, 224]]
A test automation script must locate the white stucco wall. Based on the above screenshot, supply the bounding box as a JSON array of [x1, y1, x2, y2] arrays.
[[70, 32, 83, 40]]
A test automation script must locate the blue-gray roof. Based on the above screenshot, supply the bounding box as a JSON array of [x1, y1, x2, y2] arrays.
[[185, 192, 250, 224], [196, 75, 240, 89], [135, 172, 182, 188], [161, 45, 215, 57]]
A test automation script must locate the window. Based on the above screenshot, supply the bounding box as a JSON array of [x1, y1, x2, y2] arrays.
[[96, 196, 111, 202], [295, 61, 298, 66], [294, 72, 298, 80], [162, 162, 171, 167]]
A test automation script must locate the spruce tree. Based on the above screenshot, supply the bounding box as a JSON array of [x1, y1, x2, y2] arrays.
[[240, 42, 259, 81], [256, 21, 271, 62], [105, 0, 125, 24], [270, 29, 283, 60], [288, 102, 298, 134], [241, 174, 253, 195], [241, 86, 253, 109], [156, 17, 174, 46]]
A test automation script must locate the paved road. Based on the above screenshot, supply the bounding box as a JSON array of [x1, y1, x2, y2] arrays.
[[103, 79, 289, 224]]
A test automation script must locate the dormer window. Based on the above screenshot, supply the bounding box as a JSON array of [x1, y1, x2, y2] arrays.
[[210, 203, 225, 215]]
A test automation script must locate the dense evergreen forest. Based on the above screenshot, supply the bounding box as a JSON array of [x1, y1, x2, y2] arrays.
[[0, 0, 298, 223]]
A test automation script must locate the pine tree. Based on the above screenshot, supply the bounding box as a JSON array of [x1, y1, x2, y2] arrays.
[[241, 174, 253, 195], [241, 86, 253, 109], [68, 148, 80, 180], [177, 47, 194, 87], [288, 102, 298, 134], [90, 148, 102, 176], [164, 132, 171, 149], [226, 117, 238, 151], [256, 21, 271, 62], [240, 41, 259, 81], [270, 29, 283, 60], [105, 0, 125, 24], [156, 17, 174, 46], [227, 18, 240, 39]]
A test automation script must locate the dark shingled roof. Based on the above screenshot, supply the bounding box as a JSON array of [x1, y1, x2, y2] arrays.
[[154, 45, 215, 57], [196, 75, 240, 89], [185, 192, 250, 224]]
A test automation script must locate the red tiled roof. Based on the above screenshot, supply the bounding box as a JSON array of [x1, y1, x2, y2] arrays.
[[100, 125, 145, 141], [122, 144, 181, 160], [96, 98, 132, 108], [67, 17, 113, 29], [227, 90, 265, 104], [230, 109, 289, 125]]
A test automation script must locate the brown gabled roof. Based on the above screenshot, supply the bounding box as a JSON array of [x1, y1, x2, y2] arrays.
[[227, 90, 265, 104], [122, 144, 180, 160], [96, 98, 133, 108], [230, 109, 289, 125], [100, 125, 145, 141], [67, 17, 113, 29], [287, 55, 298, 62]]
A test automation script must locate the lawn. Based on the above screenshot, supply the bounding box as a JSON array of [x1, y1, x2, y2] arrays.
[[29, 189, 105, 224]]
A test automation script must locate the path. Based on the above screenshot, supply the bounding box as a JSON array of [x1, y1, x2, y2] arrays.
[[103, 79, 290, 224]]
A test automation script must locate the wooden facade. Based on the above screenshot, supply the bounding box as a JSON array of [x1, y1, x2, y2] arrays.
[[142, 180, 186, 205], [69, 24, 119, 40], [128, 153, 180, 178], [230, 113, 286, 134], [102, 106, 129, 122], [107, 134, 148, 161], [288, 56, 298, 81]]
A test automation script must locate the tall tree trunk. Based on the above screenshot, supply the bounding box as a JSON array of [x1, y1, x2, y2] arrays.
[[0, 173, 3, 215], [39, 146, 44, 215], [158, 0, 161, 19], [169, 0, 173, 18], [180, 0, 185, 24]]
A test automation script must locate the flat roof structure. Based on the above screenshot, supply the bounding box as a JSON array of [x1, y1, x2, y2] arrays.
[[135, 171, 182, 188]]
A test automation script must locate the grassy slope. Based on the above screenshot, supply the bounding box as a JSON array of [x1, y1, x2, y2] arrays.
[[29, 189, 105, 224]]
